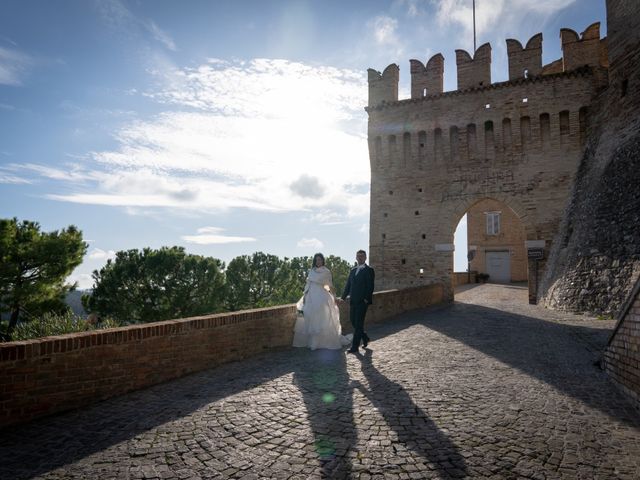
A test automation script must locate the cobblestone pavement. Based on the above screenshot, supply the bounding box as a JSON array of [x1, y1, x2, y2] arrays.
[[2, 284, 640, 479]]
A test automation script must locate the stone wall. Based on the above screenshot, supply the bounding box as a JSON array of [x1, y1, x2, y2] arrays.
[[538, 0, 640, 408], [368, 68, 597, 301], [0, 284, 445, 428], [367, 23, 606, 303], [602, 277, 640, 409], [540, 0, 640, 316]]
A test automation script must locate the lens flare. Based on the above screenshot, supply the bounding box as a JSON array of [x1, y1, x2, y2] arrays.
[[314, 436, 335, 458], [322, 392, 336, 403]]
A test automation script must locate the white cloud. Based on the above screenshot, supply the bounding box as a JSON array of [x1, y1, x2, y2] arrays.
[[0, 46, 33, 86], [88, 248, 116, 260], [15, 163, 97, 182], [370, 16, 400, 46], [33, 58, 370, 219], [435, 0, 576, 41], [145, 20, 177, 51], [290, 174, 325, 199], [182, 226, 256, 245], [297, 237, 324, 249], [0, 172, 31, 184], [67, 273, 94, 290], [96, 0, 177, 52], [307, 210, 350, 225]]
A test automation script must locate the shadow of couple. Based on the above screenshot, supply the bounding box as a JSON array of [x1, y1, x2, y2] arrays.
[[292, 347, 467, 479]]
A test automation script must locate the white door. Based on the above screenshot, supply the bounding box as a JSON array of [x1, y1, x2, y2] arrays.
[[486, 251, 510, 283]]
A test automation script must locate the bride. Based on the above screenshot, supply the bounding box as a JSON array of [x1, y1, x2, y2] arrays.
[[293, 253, 351, 350]]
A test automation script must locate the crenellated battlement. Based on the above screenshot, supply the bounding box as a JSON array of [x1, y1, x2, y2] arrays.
[[560, 22, 607, 71], [506, 33, 543, 80], [367, 64, 399, 107], [367, 23, 608, 108], [455, 42, 492, 90], [409, 54, 444, 99]]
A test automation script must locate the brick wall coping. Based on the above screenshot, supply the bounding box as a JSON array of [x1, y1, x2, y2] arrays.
[[0, 285, 440, 362], [0, 304, 296, 363], [365, 65, 595, 112], [0, 284, 446, 428]]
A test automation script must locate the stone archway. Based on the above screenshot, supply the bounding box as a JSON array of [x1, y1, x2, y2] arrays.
[[451, 197, 529, 294]]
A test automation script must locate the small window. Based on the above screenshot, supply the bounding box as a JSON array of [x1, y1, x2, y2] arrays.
[[389, 190, 393, 195], [401, 258, 406, 265], [485, 104, 491, 109], [421, 234, 426, 239], [522, 98, 528, 103], [486, 212, 501, 235], [383, 213, 388, 217], [415, 210, 420, 215], [375, 136, 382, 164], [559, 110, 570, 139]]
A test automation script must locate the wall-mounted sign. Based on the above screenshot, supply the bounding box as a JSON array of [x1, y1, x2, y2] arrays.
[[525, 240, 546, 249], [527, 248, 544, 259]]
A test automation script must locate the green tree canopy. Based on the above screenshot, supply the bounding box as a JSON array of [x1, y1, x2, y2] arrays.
[[224, 253, 353, 311], [0, 218, 87, 338], [224, 252, 292, 310], [324, 255, 353, 296], [83, 246, 225, 323]]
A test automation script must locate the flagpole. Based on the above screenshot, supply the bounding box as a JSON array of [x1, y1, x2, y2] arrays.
[[473, 0, 477, 52]]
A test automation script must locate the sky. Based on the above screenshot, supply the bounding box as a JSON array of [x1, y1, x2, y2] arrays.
[[0, 0, 607, 289]]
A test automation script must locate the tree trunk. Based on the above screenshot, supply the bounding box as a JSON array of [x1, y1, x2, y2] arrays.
[[7, 305, 20, 336]]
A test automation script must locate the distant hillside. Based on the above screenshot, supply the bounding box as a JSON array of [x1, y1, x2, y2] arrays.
[[66, 290, 89, 317]]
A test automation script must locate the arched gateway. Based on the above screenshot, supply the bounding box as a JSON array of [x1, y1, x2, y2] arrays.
[[366, 25, 608, 303]]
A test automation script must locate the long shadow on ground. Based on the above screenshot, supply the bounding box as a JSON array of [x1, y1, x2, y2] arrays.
[[0, 349, 297, 480], [354, 349, 468, 477], [376, 301, 640, 428], [2, 299, 639, 479], [293, 349, 356, 479]]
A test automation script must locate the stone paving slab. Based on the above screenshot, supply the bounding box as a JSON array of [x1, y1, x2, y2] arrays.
[[1, 284, 639, 479]]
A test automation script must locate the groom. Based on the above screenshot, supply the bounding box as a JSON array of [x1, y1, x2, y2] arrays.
[[341, 249, 375, 354]]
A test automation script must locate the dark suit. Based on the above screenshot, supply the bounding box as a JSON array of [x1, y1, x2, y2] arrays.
[[342, 264, 375, 350]]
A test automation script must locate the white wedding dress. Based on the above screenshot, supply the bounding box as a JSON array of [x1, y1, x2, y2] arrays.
[[292, 266, 351, 350]]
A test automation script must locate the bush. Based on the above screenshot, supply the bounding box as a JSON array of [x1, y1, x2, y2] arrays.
[[9, 311, 121, 341]]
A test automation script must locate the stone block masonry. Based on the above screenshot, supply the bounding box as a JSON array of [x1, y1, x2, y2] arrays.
[[0, 284, 444, 428]]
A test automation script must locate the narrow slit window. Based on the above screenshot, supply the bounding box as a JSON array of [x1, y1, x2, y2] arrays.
[[434, 128, 443, 161], [502, 118, 512, 148], [520, 116, 531, 148], [467, 124, 477, 158], [450, 126, 459, 160], [418, 130, 427, 168], [403, 132, 411, 166], [484, 121, 494, 156], [559, 110, 570, 143]]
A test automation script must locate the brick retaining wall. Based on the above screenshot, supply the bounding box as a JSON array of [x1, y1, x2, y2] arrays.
[[602, 276, 640, 409], [0, 284, 444, 428]]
